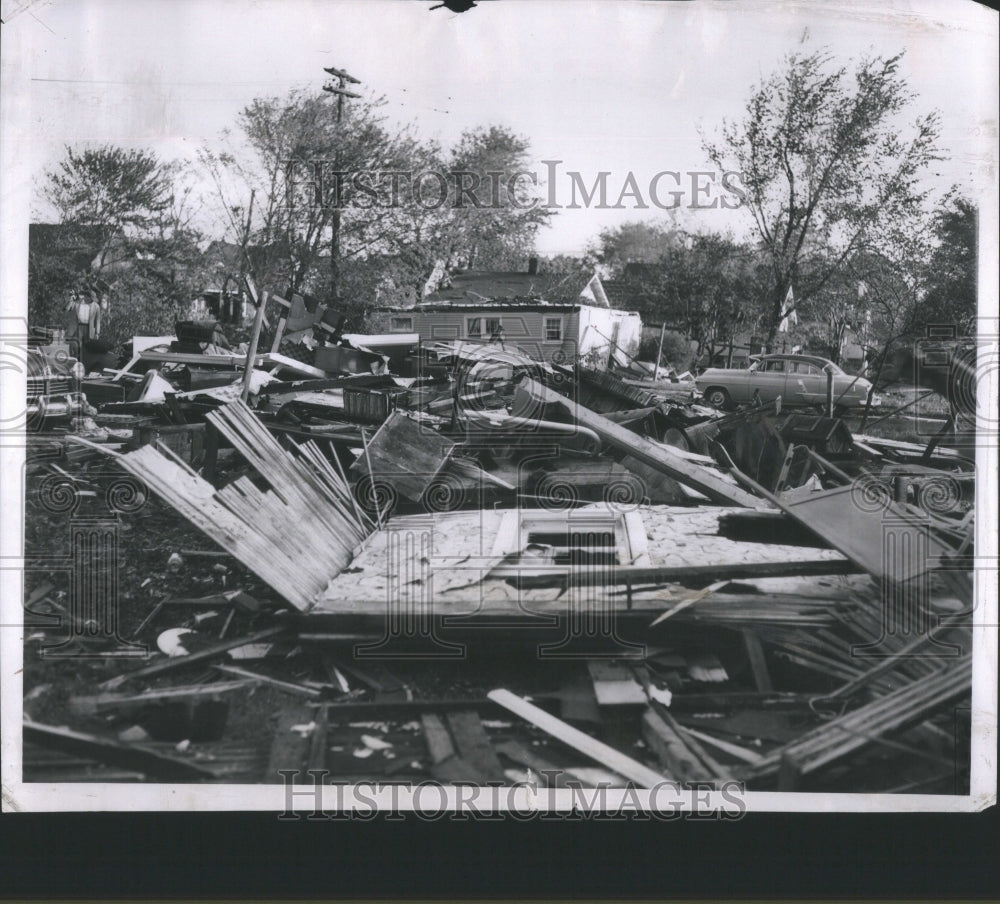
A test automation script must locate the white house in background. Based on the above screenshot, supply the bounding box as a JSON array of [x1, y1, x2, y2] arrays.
[[369, 259, 642, 368]]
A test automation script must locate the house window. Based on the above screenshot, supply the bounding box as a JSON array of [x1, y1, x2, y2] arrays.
[[390, 316, 413, 332], [489, 509, 650, 577], [544, 317, 562, 341], [467, 315, 502, 339]]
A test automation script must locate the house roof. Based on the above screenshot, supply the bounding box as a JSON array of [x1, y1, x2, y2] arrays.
[[408, 301, 584, 314], [423, 268, 608, 308]]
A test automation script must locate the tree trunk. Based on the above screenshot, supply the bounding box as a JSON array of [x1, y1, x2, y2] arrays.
[[764, 283, 786, 350]]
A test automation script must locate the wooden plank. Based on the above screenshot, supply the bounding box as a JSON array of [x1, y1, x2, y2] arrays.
[[430, 756, 487, 784], [308, 704, 330, 772], [69, 679, 254, 716], [349, 410, 456, 502], [445, 710, 506, 782], [140, 351, 257, 367], [549, 673, 601, 724], [489, 557, 861, 588], [640, 708, 730, 783], [421, 713, 456, 763], [213, 664, 322, 698], [587, 661, 647, 706], [620, 455, 692, 504], [741, 628, 774, 693], [521, 379, 761, 507], [241, 288, 269, 403], [487, 689, 667, 788], [677, 725, 763, 765], [266, 703, 314, 781], [421, 715, 486, 783], [100, 626, 289, 690], [493, 739, 584, 788], [23, 721, 217, 782], [721, 461, 958, 586], [263, 352, 327, 379]]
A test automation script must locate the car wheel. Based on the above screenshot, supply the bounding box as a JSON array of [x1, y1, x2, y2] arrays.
[[704, 387, 731, 410]]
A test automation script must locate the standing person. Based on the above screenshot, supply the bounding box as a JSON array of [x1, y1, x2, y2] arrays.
[[64, 285, 102, 356]]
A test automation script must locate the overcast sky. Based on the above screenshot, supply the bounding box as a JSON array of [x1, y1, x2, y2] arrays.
[[3, 0, 997, 255]]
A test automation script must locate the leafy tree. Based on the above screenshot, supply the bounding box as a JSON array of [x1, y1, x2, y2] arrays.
[[32, 146, 200, 339], [704, 50, 941, 346], [444, 125, 552, 270], [638, 330, 696, 372], [43, 145, 174, 272], [199, 90, 413, 306], [913, 194, 977, 336], [591, 220, 681, 274], [201, 97, 551, 328], [591, 223, 769, 359]]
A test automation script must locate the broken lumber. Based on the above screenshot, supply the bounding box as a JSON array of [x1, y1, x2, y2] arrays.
[[641, 709, 710, 782], [421, 712, 485, 783], [587, 661, 647, 706], [741, 655, 972, 783], [23, 720, 217, 782], [349, 410, 456, 502], [100, 625, 289, 690], [213, 664, 323, 698], [69, 679, 254, 716], [267, 703, 315, 780], [521, 379, 761, 507], [494, 739, 584, 788], [445, 710, 506, 782], [487, 688, 667, 788], [115, 401, 370, 610], [494, 557, 861, 589]]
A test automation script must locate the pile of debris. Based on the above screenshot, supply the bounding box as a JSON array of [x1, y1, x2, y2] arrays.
[[23, 308, 976, 795]]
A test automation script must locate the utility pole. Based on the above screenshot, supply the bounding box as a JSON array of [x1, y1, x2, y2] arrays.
[[322, 66, 361, 308]]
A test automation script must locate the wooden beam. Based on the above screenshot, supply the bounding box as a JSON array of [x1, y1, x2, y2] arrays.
[[492, 557, 861, 589], [69, 679, 254, 716], [266, 703, 314, 780], [100, 626, 289, 690], [23, 721, 217, 781], [521, 379, 761, 507], [487, 688, 667, 787], [742, 627, 774, 693], [241, 289, 268, 403], [493, 739, 587, 788], [445, 710, 506, 782]]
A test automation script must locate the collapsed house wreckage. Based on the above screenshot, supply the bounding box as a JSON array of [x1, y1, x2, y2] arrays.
[[22, 291, 977, 794]]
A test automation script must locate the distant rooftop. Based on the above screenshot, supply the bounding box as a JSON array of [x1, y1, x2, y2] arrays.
[[421, 265, 610, 309]]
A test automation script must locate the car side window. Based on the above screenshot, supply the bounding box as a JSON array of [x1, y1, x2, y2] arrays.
[[765, 359, 785, 372]]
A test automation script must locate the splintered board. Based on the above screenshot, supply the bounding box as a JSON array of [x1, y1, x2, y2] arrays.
[[351, 411, 456, 502], [587, 661, 647, 706]]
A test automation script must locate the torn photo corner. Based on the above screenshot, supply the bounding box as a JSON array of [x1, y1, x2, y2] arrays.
[[1, 0, 996, 815]]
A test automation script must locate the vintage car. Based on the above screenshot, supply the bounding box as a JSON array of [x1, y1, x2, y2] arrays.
[[695, 353, 877, 412], [26, 344, 88, 428]]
